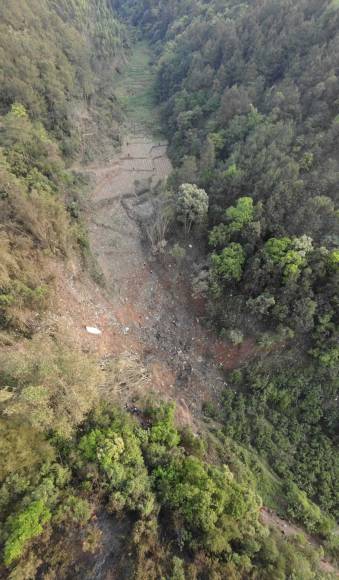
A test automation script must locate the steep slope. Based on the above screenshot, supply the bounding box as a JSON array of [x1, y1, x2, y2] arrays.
[[111, 0, 339, 572], [0, 2, 338, 579]]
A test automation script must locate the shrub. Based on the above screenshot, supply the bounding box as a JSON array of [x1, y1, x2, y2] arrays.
[[176, 183, 208, 236], [3, 500, 51, 566]]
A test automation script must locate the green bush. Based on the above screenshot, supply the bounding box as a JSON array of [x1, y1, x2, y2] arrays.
[[3, 500, 51, 565]]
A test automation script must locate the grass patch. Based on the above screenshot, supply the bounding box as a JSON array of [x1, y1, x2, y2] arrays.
[[114, 41, 163, 136]]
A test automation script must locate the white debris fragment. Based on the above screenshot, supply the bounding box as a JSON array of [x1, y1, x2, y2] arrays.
[[86, 326, 102, 336], [124, 327, 130, 334], [188, 244, 193, 249]]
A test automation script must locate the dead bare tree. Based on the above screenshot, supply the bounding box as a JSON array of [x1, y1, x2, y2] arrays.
[[146, 198, 174, 255]]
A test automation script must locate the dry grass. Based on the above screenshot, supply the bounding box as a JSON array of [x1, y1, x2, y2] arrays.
[[100, 352, 150, 399], [0, 335, 101, 438]]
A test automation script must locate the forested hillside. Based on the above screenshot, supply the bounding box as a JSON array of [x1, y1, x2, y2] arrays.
[[114, 0, 339, 557], [0, 0, 127, 338], [0, 0, 126, 156], [0, 0, 338, 578], [0, 2, 126, 577]]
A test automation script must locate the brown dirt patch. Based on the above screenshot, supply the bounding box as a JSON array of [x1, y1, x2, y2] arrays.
[[211, 338, 258, 370], [150, 361, 176, 395], [114, 301, 145, 327]]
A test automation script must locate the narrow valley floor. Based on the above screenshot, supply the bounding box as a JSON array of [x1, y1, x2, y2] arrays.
[[69, 43, 255, 428], [79, 107, 229, 427]]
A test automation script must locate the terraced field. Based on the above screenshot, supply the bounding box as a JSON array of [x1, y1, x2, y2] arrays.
[[114, 42, 162, 136]]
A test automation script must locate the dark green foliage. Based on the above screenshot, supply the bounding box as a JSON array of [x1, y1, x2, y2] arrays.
[[0, 0, 125, 145], [0, 399, 332, 578], [222, 358, 339, 520]]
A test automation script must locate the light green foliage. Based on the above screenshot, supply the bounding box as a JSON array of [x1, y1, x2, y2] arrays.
[[79, 429, 125, 469], [154, 457, 262, 553], [209, 132, 226, 152], [224, 163, 238, 178], [114, 41, 159, 133], [171, 556, 185, 580], [149, 404, 181, 449], [285, 483, 335, 537], [226, 196, 254, 234], [328, 249, 339, 269], [265, 237, 294, 264], [211, 243, 245, 283], [300, 151, 314, 171], [143, 404, 264, 556], [314, 346, 339, 369], [209, 197, 254, 247], [9, 104, 28, 119], [264, 236, 313, 282], [257, 530, 323, 580], [78, 411, 154, 516], [176, 183, 209, 235], [1, 464, 71, 567], [3, 500, 51, 565], [324, 532, 339, 561], [209, 223, 230, 248]]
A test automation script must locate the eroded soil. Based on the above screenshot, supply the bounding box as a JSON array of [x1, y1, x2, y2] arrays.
[[75, 127, 232, 428]]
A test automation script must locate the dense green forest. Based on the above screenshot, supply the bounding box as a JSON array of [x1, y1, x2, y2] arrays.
[[0, 0, 338, 578], [0, 0, 126, 157]]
